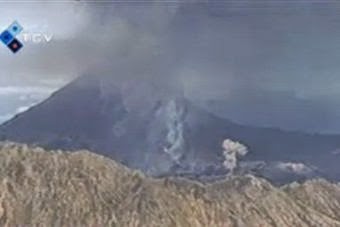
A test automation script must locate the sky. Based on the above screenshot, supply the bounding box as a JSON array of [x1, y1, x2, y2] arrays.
[[1, 1, 340, 133]]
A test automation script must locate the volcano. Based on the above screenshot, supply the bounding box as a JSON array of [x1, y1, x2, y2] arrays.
[[1, 75, 340, 182]]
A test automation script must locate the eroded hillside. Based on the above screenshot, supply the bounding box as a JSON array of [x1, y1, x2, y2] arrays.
[[0, 142, 339, 227]]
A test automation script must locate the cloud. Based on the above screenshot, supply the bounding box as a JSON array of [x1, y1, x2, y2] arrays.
[[0, 98, 39, 124], [0, 104, 35, 124], [0, 2, 89, 84], [81, 2, 340, 99], [1, 2, 340, 132], [276, 162, 314, 175], [2, 1, 340, 96], [0, 114, 13, 123], [0, 83, 63, 124], [0, 86, 58, 95]]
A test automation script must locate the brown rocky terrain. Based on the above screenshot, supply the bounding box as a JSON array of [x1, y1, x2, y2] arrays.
[[0, 142, 339, 227]]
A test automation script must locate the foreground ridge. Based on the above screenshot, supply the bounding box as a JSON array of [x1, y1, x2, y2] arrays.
[[0, 142, 339, 227]]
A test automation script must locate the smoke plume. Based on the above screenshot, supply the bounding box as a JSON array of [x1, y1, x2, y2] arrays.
[[222, 139, 249, 174]]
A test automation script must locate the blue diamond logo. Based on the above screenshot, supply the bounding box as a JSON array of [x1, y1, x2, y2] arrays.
[[7, 21, 23, 37], [7, 38, 23, 53], [1, 21, 24, 53], [0, 30, 14, 45]]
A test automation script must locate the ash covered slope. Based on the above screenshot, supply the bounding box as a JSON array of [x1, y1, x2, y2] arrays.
[[0, 75, 232, 176], [1, 75, 340, 180], [0, 143, 340, 227]]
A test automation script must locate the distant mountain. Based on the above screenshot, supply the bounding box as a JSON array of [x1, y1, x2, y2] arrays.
[[197, 91, 340, 134], [1, 75, 340, 182], [0, 143, 340, 226]]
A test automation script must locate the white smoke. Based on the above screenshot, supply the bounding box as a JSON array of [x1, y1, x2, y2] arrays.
[[276, 162, 314, 175], [163, 99, 185, 163], [222, 139, 249, 174]]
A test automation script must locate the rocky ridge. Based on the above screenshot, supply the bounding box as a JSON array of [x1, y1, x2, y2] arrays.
[[0, 142, 339, 226]]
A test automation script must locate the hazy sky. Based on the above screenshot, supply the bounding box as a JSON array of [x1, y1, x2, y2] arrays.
[[1, 1, 340, 133]]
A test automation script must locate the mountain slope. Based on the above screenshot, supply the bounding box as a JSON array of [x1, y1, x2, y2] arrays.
[[0, 143, 339, 227], [1, 75, 340, 181]]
